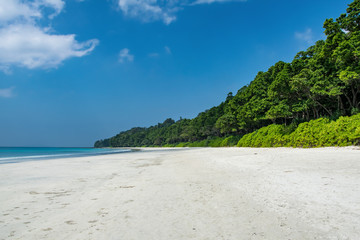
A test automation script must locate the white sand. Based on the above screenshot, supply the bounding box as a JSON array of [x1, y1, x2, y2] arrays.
[[0, 147, 360, 240]]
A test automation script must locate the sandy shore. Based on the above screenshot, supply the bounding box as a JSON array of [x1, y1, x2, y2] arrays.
[[0, 147, 359, 240]]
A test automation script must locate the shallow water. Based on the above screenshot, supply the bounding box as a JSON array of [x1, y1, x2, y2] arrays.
[[0, 147, 130, 164]]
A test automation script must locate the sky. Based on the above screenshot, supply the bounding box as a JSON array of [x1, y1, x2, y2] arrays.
[[0, 0, 352, 147]]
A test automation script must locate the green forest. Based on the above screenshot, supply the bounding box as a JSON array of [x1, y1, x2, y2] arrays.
[[95, 0, 360, 148]]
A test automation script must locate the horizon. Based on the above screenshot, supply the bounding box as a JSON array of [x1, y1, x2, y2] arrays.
[[0, 0, 351, 147]]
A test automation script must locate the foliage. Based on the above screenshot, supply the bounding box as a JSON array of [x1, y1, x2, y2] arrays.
[[220, 136, 241, 147], [237, 124, 291, 147], [237, 114, 360, 147]]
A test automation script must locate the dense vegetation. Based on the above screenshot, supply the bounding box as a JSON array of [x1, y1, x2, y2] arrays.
[[237, 114, 360, 147], [95, 1, 360, 148]]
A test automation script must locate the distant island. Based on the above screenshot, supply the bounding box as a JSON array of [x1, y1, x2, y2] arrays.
[[95, 0, 360, 148]]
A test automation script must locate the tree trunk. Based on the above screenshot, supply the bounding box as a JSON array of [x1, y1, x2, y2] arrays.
[[352, 86, 357, 108], [315, 100, 332, 116], [344, 92, 354, 109], [306, 109, 309, 120], [339, 95, 345, 113], [351, 83, 359, 109]]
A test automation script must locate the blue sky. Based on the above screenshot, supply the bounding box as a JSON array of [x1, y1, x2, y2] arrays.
[[0, 0, 351, 147]]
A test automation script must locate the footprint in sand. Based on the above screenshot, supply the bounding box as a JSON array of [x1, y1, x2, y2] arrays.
[[65, 220, 76, 225], [118, 186, 135, 189], [97, 209, 109, 217], [61, 203, 70, 207]]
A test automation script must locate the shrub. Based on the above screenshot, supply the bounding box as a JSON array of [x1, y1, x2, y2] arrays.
[[237, 124, 289, 147], [176, 142, 189, 147], [208, 138, 223, 147], [237, 113, 360, 147], [220, 136, 241, 147]]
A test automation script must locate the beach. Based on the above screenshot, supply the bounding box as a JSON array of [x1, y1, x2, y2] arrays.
[[0, 147, 359, 240]]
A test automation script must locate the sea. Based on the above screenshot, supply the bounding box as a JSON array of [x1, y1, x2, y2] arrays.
[[0, 147, 131, 164]]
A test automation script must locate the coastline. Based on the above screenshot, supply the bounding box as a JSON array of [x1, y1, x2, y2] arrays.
[[0, 147, 132, 165], [1, 147, 359, 239]]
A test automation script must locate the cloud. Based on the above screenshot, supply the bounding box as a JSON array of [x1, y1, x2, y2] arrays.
[[0, 0, 40, 23], [295, 28, 313, 44], [0, 87, 15, 98], [119, 48, 134, 63], [35, 0, 65, 18], [0, 0, 64, 23], [117, 0, 245, 24], [118, 0, 176, 24], [0, 0, 98, 71], [0, 24, 98, 69], [147, 46, 171, 58], [164, 46, 171, 54], [0, 65, 12, 75]]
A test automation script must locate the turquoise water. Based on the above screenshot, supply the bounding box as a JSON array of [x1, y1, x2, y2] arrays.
[[0, 147, 130, 164]]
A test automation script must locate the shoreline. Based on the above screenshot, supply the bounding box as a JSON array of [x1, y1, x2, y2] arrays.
[[1, 147, 359, 239], [0, 148, 133, 165]]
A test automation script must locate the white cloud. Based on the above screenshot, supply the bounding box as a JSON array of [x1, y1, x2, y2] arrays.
[[119, 48, 134, 63], [0, 24, 98, 69], [164, 46, 171, 54], [117, 0, 245, 24], [295, 28, 313, 44], [35, 0, 65, 18], [0, 0, 64, 23], [0, 0, 98, 71], [118, 0, 176, 25], [0, 86, 15, 98], [0, 65, 11, 74], [147, 46, 171, 58], [0, 0, 40, 23]]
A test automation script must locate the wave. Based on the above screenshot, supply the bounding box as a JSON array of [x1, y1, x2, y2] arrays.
[[0, 148, 131, 164]]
